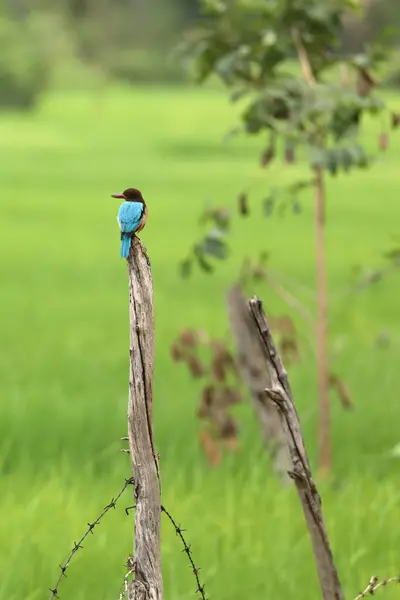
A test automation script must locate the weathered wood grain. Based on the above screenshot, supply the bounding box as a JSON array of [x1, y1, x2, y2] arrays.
[[226, 285, 291, 482], [126, 237, 163, 600]]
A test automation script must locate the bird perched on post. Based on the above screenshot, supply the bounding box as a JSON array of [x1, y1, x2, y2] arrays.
[[111, 188, 148, 258]]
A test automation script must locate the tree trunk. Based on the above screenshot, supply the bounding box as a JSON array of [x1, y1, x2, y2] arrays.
[[314, 168, 331, 475]]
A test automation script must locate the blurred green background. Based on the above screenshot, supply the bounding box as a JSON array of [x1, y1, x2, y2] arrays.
[[0, 1, 400, 600]]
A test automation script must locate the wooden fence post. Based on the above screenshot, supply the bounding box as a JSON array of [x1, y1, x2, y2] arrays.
[[126, 237, 163, 600], [226, 284, 291, 482], [248, 296, 344, 600]]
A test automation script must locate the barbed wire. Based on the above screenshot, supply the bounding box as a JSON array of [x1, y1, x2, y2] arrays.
[[49, 476, 134, 599], [48, 463, 205, 600], [161, 505, 208, 600], [47, 468, 399, 600], [355, 575, 400, 600]]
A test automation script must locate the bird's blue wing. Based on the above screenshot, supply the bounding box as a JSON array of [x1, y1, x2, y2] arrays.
[[118, 201, 144, 233]]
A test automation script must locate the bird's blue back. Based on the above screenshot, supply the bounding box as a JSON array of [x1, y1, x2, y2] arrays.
[[118, 201, 144, 233]]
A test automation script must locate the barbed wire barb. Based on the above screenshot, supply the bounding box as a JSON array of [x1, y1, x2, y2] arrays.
[[49, 476, 134, 600], [161, 505, 207, 600]]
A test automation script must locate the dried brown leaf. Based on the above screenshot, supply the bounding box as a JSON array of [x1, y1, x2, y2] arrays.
[[188, 355, 205, 378], [211, 356, 226, 382], [238, 192, 249, 216], [252, 266, 267, 281], [270, 315, 296, 335], [280, 337, 301, 364], [200, 430, 221, 467], [328, 373, 353, 410], [260, 144, 275, 168], [170, 342, 184, 362], [197, 385, 216, 418], [391, 112, 400, 130], [179, 329, 198, 348], [202, 385, 215, 408], [356, 67, 377, 97], [219, 416, 239, 440], [224, 436, 239, 452], [219, 386, 242, 407]]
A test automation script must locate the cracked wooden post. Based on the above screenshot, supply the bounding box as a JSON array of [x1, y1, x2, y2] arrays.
[[248, 296, 344, 600], [226, 285, 291, 482], [126, 237, 163, 600]]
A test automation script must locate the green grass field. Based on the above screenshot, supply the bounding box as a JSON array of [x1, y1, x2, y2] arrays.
[[0, 85, 399, 600]]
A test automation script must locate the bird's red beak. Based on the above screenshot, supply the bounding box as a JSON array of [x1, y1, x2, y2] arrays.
[[111, 192, 126, 199]]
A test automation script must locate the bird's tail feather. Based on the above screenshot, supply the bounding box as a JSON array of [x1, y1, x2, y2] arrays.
[[120, 234, 132, 258]]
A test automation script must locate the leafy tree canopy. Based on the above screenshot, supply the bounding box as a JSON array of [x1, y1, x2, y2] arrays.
[[177, 0, 397, 272]]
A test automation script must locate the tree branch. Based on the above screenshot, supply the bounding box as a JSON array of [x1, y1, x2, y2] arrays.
[[291, 27, 316, 86], [127, 237, 163, 600], [354, 576, 400, 600], [248, 296, 344, 600], [265, 274, 315, 329]]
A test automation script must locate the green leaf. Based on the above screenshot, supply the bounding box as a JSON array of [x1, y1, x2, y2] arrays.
[[263, 195, 275, 217], [238, 192, 249, 216], [347, 144, 369, 168], [200, 206, 231, 231], [195, 249, 214, 273], [326, 149, 339, 176], [352, 53, 370, 69], [201, 229, 229, 259], [260, 140, 275, 168], [180, 258, 192, 278], [391, 112, 400, 130], [230, 88, 249, 103], [284, 143, 295, 164], [292, 199, 302, 214], [261, 29, 277, 47], [289, 179, 315, 194], [309, 146, 327, 170], [223, 125, 243, 142], [389, 442, 400, 458], [202, 0, 227, 15], [383, 247, 400, 265], [214, 208, 231, 231], [215, 50, 247, 84], [330, 105, 360, 140], [277, 200, 287, 217], [337, 147, 353, 172]]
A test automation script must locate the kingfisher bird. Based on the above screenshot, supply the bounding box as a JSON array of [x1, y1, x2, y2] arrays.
[[111, 188, 148, 258]]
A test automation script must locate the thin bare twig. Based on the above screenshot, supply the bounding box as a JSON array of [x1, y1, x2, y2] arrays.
[[265, 266, 316, 301], [331, 261, 400, 303], [354, 576, 400, 600], [49, 477, 134, 599], [161, 505, 207, 600], [291, 27, 316, 86], [265, 274, 315, 329]]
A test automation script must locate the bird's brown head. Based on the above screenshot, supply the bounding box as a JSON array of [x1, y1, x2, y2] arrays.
[[111, 188, 144, 202]]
